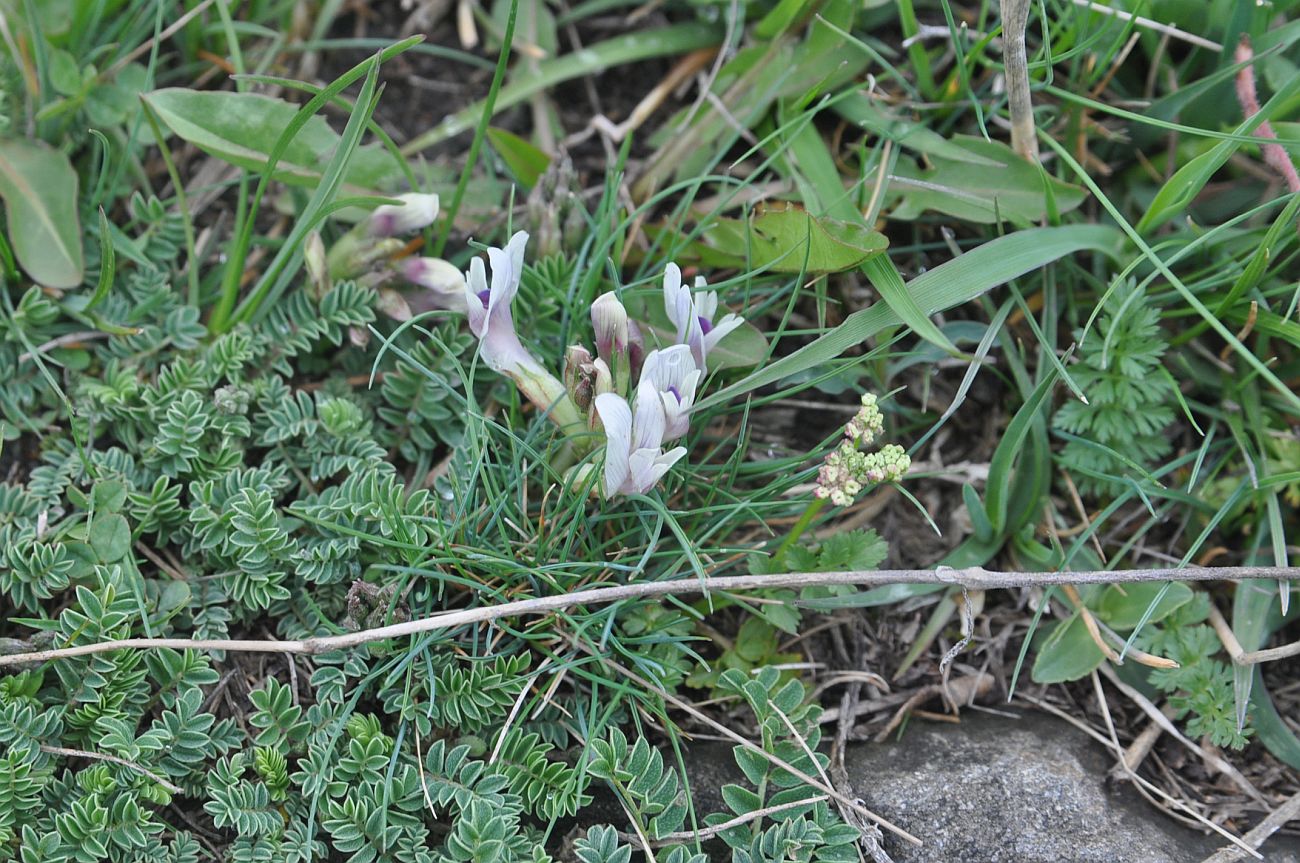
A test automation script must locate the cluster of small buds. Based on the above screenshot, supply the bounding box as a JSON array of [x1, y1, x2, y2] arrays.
[[814, 396, 909, 507], [844, 393, 884, 445]]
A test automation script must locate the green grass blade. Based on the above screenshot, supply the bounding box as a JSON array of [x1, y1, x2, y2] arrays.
[[700, 224, 1122, 408]]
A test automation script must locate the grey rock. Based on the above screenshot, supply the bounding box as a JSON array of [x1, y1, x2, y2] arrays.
[[675, 712, 1300, 863]]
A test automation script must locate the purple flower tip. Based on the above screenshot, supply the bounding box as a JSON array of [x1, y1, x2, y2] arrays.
[[477, 289, 492, 307], [697, 315, 713, 335]]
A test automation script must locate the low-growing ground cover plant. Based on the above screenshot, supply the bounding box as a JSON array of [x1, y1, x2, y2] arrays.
[[1, 0, 1299, 860]]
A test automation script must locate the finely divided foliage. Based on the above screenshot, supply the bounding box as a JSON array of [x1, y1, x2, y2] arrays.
[[1, 0, 1298, 860]]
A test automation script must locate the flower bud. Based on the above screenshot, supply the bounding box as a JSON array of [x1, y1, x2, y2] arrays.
[[376, 287, 413, 322], [564, 345, 595, 411], [402, 256, 467, 312], [591, 293, 628, 359], [591, 292, 631, 391], [304, 231, 330, 299], [627, 319, 645, 383], [369, 193, 439, 237]]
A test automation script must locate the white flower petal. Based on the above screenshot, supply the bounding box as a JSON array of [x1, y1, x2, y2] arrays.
[[465, 257, 489, 337], [632, 383, 666, 451], [595, 393, 633, 498], [703, 313, 745, 353]]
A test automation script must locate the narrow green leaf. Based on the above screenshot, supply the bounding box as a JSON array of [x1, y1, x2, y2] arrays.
[[701, 224, 1122, 408], [861, 253, 958, 354], [486, 127, 550, 187], [1136, 69, 1300, 234], [85, 207, 115, 312], [402, 24, 723, 153], [984, 365, 1059, 533]]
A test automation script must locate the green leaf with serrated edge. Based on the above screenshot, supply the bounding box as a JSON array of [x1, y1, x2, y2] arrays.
[[1095, 582, 1193, 630], [1032, 614, 1106, 684], [0, 139, 83, 287], [701, 225, 1122, 409]]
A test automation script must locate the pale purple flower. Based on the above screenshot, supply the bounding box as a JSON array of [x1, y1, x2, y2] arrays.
[[369, 193, 440, 237], [402, 256, 466, 312], [662, 263, 744, 371], [464, 231, 535, 375], [594, 387, 687, 499], [464, 231, 581, 431], [638, 345, 699, 441]]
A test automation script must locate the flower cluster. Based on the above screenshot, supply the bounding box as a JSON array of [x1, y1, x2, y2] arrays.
[[456, 234, 742, 500], [815, 394, 909, 507]]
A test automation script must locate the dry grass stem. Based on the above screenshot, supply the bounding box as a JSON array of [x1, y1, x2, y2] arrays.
[[1000, 0, 1039, 162]]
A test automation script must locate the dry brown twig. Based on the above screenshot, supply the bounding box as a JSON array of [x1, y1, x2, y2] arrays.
[[1200, 789, 1300, 863], [1, 566, 1296, 668]]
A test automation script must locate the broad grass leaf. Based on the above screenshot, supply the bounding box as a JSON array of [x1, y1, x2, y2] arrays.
[[1095, 581, 1193, 630], [834, 92, 1004, 167], [486, 128, 550, 187], [703, 224, 1123, 408], [695, 204, 887, 273], [0, 139, 83, 287], [888, 136, 1086, 224], [143, 89, 405, 192], [1031, 614, 1106, 684]]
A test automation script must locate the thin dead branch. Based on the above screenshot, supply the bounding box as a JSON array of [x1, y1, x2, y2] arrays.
[[1200, 789, 1300, 863], [1, 566, 1295, 668]]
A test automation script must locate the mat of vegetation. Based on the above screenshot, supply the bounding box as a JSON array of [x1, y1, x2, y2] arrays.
[[0, 0, 1297, 860]]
